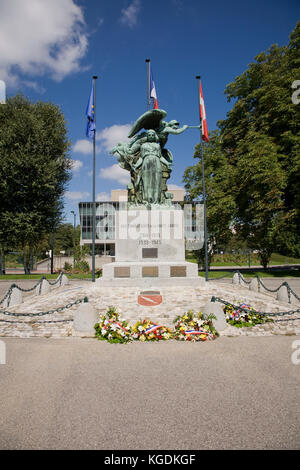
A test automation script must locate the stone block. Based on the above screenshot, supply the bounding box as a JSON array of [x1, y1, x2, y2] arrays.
[[232, 272, 240, 285], [36, 279, 50, 295], [290, 291, 300, 306], [73, 301, 98, 334], [249, 278, 259, 292], [202, 300, 228, 332], [276, 285, 289, 303], [61, 274, 69, 286], [3, 286, 23, 308]]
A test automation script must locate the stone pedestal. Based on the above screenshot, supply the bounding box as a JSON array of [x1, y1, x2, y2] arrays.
[[3, 287, 23, 308], [73, 301, 98, 335], [98, 206, 204, 286]]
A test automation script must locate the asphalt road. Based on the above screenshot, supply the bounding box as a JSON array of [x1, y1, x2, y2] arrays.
[[0, 336, 299, 450]]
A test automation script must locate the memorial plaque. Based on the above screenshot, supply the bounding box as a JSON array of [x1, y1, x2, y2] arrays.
[[142, 266, 158, 277], [114, 267, 130, 278], [142, 247, 158, 258], [170, 266, 187, 277]]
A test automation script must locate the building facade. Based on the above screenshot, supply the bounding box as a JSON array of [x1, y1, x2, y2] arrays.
[[79, 189, 203, 258]]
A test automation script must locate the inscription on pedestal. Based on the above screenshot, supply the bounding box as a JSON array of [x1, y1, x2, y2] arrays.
[[114, 267, 130, 278], [170, 266, 187, 277], [142, 248, 158, 259], [142, 266, 158, 277]]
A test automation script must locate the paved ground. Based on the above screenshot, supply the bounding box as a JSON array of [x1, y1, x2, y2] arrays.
[[0, 336, 299, 450]]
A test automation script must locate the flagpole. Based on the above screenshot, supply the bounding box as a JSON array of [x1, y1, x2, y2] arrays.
[[92, 75, 98, 282], [146, 59, 150, 111], [196, 75, 209, 282]]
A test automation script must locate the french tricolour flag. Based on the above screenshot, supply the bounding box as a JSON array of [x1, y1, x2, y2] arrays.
[[199, 81, 209, 143], [150, 67, 159, 109]]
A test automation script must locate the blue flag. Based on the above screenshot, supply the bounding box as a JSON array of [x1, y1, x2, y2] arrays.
[[86, 81, 95, 139]]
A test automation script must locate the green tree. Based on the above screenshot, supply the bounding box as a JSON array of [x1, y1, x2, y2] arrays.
[[218, 21, 300, 259], [232, 130, 286, 268], [0, 94, 71, 273], [183, 130, 236, 267], [53, 223, 75, 256]]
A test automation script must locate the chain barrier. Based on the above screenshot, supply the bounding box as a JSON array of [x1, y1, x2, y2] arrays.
[[208, 270, 300, 305], [0, 297, 88, 319], [47, 272, 63, 286], [236, 272, 252, 285], [211, 296, 300, 317], [286, 284, 300, 303], [0, 318, 73, 324], [0, 273, 66, 306], [234, 271, 300, 304]]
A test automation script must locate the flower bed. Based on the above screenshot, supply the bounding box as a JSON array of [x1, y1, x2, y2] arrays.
[[131, 319, 173, 341], [173, 310, 219, 341], [94, 307, 132, 343], [223, 303, 271, 328]]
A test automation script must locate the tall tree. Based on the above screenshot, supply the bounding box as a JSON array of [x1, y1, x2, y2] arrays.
[[184, 22, 300, 267], [218, 21, 300, 260], [0, 94, 71, 273], [183, 130, 236, 266]]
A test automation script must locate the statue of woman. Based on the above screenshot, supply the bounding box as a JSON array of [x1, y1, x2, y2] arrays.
[[131, 130, 171, 205]]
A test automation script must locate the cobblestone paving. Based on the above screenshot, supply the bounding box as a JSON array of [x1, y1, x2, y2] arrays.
[[0, 277, 299, 338]]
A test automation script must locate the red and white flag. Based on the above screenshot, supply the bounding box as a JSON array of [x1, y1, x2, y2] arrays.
[[150, 66, 159, 109], [199, 81, 209, 142]]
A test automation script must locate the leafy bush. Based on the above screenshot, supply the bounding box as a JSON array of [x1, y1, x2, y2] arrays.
[[63, 261, 72, 272], [73, 260, 90, 273]]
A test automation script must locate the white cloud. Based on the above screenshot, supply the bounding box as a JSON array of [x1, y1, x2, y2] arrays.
[[120, 0, 141, 28], [73, 139, 93, 155], [99, 164, 130, 186], [97, 124, 131, 152], [96, 192, 110, 202], [70, 159, 83, 172], [0, 0, 88, 85], [65, 191, 90, 201]]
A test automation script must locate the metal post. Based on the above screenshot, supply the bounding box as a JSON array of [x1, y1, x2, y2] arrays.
[[146, 59, 150, 111], [71, 211, 76, 267], [196, 76, 209, 282], [50, 232, 54, 275], [92, 75, 98, 282]]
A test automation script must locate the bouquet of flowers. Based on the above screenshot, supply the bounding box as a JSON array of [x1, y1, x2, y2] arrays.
[[223, 302, 269, 327], [94, 306, 132, 343], [131, 319, 173, 341], [173, 310, 219, 341]]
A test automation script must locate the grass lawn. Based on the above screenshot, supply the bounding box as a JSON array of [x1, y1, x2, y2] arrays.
[[0, 273, 93, 281], [187, 252, 300, 267], [199, 269, 300, 279]]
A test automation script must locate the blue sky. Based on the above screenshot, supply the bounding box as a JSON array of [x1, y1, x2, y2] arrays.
[[1, 0, 298, 224]]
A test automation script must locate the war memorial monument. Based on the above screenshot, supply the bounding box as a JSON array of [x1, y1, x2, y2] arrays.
[[0, 106, 299, 339], [97, 108, 204, 287]]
